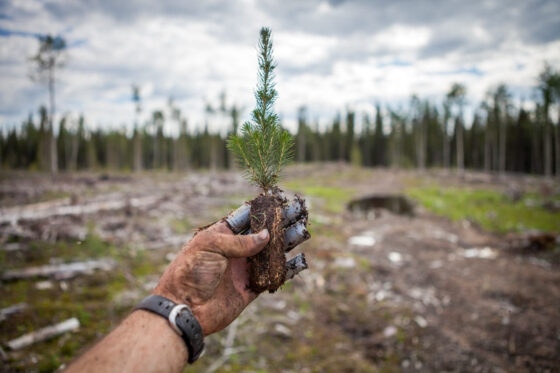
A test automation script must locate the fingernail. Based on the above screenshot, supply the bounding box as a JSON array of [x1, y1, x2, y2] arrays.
[[257, 229, 269, 242]]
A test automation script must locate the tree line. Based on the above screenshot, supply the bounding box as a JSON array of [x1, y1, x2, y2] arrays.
[[1, 33, 560, 176], [2, 66, 560, 177]]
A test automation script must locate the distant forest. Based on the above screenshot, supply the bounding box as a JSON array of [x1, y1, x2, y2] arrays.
[[2, 65, 560, 176]]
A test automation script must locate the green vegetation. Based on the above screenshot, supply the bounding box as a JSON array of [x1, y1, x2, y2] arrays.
[[39, 190, 71, 202], [0, 231, 168, 372], [0, 234, 112, 271], [4, 63, 560, 177], [407, 186, 560, 233], [227, 27, 294, 191], [169, 217, 192, 234], [284, 179, 354, 214]]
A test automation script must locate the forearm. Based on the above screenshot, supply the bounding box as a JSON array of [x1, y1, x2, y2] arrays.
[[62, 206, 303, 372], [65, 310, 188, 373]]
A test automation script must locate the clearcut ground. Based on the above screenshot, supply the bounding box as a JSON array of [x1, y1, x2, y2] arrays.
[[0, 165, 558, 373]]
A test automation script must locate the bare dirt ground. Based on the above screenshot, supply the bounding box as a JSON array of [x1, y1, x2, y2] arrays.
[[1, 164, 559, 372]]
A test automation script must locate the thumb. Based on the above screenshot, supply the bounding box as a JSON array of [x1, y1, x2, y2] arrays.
[[208, 229, 269, 258]]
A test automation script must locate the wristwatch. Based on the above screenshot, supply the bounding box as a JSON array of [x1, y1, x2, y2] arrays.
[[135, 295, 205, 363]]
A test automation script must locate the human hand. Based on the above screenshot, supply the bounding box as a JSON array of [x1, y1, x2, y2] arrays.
[[153, 198, 309, 336]]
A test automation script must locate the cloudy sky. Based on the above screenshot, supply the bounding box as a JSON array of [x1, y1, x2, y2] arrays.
[[0, 0, 559, 133]]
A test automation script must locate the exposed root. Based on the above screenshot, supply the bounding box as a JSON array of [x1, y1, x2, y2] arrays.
[[248, 192, 287, 293]]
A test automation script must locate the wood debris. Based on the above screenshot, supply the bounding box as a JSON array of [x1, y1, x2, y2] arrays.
[[0, 303, 28, 322], [0, 195, 162, 224], [1, 259, 117, 281], [7, 318, 80, 350]]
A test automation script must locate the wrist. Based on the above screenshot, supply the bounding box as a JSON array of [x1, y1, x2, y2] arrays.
[[135, 295, 205, 363], [131, 309, 189, 360], [152, 289, 183, 306], [151, 288, 206, 335]]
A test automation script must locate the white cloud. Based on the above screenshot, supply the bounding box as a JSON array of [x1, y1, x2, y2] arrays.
[[0, 0, 559, 133], [371, 24, 431, 52]]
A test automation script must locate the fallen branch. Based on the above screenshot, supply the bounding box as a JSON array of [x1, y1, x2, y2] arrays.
[[6, 317, 80, 350], [0, 195, 162, 224], [0, 303, 28, 322], [1, 243, 24, 252], [1, 259, 117, 281]]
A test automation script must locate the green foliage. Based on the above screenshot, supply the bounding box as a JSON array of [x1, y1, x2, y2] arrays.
[[284, 180, 354, 214], [3, 62, 560, 176], [29, 34, 67, 79], [227, 28, 294, 191], [407, 186, 560, 233], [350, 144, 362, 166]]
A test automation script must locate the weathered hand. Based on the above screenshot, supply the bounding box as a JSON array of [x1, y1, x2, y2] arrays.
[[153, 197, 309, 336], [153, 221, 269, 336]]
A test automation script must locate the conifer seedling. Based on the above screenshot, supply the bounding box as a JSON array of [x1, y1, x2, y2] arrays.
[[228, 27, 310, 293]]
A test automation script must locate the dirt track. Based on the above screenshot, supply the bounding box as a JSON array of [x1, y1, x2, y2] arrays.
[[1, 165, 559, 372]]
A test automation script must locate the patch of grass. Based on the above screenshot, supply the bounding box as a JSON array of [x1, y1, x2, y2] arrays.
[[355, 255, 372, 271], [1, 268, 134, 371], [293, 294, 312, 314], [1, 234, 121, 271], [169, 217, 192, 234], [37, 353, 61, 373], [283, 180, 354, 214], [39, 190, 71, 202], [104, 274, 128, 296], [280, 280, 294, 292], [0, 230, 163, 372], [132, 262, 157, 277], [0, 280, 30, 307], [407, 186, 560, 233]]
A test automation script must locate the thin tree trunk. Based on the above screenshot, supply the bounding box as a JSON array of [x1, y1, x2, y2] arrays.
[[173, 134, 189, 171], [420, 126, 426, 169], [422, 120, 427, 169], [152, 130, 158, 169], [493, 118, 499, 172], [87, 138, 97, 170], [160, 134, 167, 170], [69, 131, 79, 171], [415, 119, 426, 170], [297, 129, 305, 163], [210, 136, 217, 171], [484, 123, 491, 173], [173, 137, 180, 171], [544, 103, 552, 177], [106, 138, 115, 169], [443, 119, 450, 169], [555, 113, 560, 177], [393, 122, 401, 169], [181, 120, 190, 170], [133, 128, 142, 172], [531, 126, 540, 174], [48, 68, 58, 174], [499, 119, 507, 174], [456, 118, 464, 172], [39, 113, 47, 172]]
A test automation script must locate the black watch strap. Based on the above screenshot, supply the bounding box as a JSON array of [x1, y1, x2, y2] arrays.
[[135, 295, 205, 363]]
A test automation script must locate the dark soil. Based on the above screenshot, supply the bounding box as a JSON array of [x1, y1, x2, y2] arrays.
[[248, 191, 287, 293], [348, 194, 415, 217]]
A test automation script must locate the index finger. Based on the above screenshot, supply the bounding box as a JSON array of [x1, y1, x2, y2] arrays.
[[206, 230, 270, 258]]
